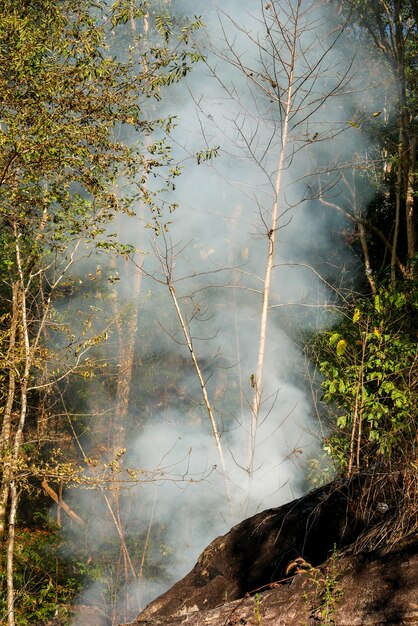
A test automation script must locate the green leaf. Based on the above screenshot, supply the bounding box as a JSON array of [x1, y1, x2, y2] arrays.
[[329, 332, 340, 346], [337, 415, 347, 429], [336, 339, 347, 356]]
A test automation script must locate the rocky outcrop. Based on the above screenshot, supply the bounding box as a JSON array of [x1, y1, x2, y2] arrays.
[[127, 542, 418, 625], [124, 478, 418, 626], [124, 480, 367, 624]]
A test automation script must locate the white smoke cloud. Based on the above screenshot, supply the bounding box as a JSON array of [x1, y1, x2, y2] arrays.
[[62, 1, 385, 623]]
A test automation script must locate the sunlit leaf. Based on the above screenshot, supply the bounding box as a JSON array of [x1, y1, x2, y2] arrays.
[[336, 339, 347, 356], [329, 332, 340, 346]]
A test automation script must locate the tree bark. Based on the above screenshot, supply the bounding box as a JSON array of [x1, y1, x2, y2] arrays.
[[41, 480, 85, 527], [249, 1, 300, 474], [405, 132, 416, 275], [6, 480, 18, 626], [0, 284, 19, 542], [166, 281, 231, 504]]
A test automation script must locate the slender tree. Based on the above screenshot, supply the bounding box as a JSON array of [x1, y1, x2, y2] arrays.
[[204, 0, 357, 475], [0, 1, 200, 622]]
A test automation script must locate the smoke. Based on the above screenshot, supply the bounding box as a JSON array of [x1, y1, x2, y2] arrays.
[[59, 1, 386, 624]]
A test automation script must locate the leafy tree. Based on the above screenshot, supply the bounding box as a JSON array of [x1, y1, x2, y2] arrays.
[[0, 1, 201, 623], [305, 0, 417, 548], [332, 0, 418, 284], [314, 0, 417, 461]]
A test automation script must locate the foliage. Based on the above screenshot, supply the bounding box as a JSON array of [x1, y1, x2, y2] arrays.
[[0, 522, 79, 625], [304, 547, 343, 626], [316, 282, 418, 473], [305, 454, 335, 489], [0, 1, 202, 623], [0, 0, 201, 265], [253, 592, 262, 624]]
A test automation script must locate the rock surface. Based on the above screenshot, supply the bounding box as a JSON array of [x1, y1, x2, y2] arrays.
[[123, 479, 418, 626], [127, 543, 418, 625]]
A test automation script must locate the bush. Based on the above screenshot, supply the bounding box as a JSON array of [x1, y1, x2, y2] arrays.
[[315, 282, 418, 474], [0, 522, 79, 625]]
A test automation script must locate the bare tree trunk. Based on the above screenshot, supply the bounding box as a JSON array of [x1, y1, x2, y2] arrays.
[[5, 232, 33, 624], [6, 480, 18, 626], [6, 374, 30, 626], [392, 0, 413, 284], [102, 13, 150, 619], [405, 133, 416, 276], [350, 177, 376, 294], [109, 0, 146, 454], [0, 284, 19, 542], [358, 222, 376, 295], [166, 281, 232, 503], [41, 480, 85, 527], [391, 138, 402, 288], [249, 2, 299, 474], [110, 262, 142, 455], [348, 323, 368, 476]]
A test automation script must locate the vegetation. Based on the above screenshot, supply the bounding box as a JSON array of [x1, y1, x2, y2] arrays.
[[307, 0, 417, 550], [317, 285, 418, 473], [301, 548, 343, 626], [0, 0, 201, 623], [0, 0, 416, 624]]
